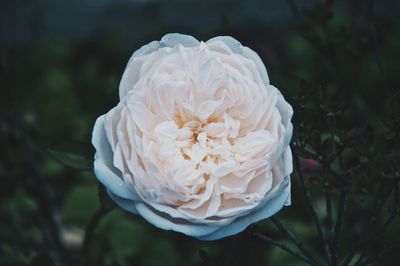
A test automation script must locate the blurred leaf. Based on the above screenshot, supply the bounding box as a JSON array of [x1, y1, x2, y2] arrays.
[[30, 254, 54, 266], [93, 210, 148, 266], [62, 186, 98, 227], [139, 237, 178, 266], [46, 141, 93, 170]]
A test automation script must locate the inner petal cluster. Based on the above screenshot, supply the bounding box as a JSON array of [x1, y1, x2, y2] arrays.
[[106, 42, 286, 220]]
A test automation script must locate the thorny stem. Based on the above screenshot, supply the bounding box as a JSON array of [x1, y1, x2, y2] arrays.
[[294, 154, 332, 263], [253, 232, 317, 265], [270, 217, 320, 265]]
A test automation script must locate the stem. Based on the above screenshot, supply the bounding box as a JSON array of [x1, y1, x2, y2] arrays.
[[394, 179, 399, 211], [354, 211, 397, 266], [357, 245, 400, 266], [326, 192, 333, 243], [82, 207, 112, 257], [330, 190, 348, 266], [17, 120, 68, 266], [253, 232, 317, 265], [294, 154, 332, 263], [270, 217, 320, 265], [342, 183, 394, 265]]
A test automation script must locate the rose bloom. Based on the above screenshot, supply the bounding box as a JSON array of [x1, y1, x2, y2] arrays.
[[92, 33, 293, 240]]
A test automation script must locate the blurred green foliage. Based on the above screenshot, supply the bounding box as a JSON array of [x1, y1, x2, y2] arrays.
[[1, 1, 399, 265]]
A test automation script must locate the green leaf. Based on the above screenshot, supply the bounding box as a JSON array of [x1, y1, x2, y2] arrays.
[[46, 141, 93, 170], [62, 185, 99, 227], [91, 210, 148, 266]]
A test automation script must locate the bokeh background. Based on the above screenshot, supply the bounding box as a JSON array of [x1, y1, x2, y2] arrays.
[[1, 0, 399, 265]]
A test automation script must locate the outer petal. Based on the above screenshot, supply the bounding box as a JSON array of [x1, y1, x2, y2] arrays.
[[206, 36, 243, 54], [92, 115, 139, 200], [268, 86, 294, 166], [160, 33, 200, 48], [242, 46, 270, 85], [107, 190, 139, 214], [275, 89, 294, 134], [119, 41, 161, 100], [135, 203, 221, 237], [143, 198, 236, 226], [207, 36, 270, 87], [281, 147, 293, 206], [198, 175, 291, 240], [131, 40, 160, 58]]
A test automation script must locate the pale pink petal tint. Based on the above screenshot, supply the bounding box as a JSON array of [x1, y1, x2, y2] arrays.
[[92, 33, 293, 240]]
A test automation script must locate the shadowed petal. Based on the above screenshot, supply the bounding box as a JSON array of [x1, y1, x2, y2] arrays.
[[206, 36, 243, 54], [92, 115, 139, 200], [160, 33, 200, 48], [135, 203, 220, 237], [198, 176, 291, 240]]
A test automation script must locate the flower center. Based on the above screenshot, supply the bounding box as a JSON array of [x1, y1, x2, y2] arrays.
[[164, 112, 241, 178]]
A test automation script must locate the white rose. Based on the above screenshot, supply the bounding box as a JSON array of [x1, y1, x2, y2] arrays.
[[92, 33, 293, 240]]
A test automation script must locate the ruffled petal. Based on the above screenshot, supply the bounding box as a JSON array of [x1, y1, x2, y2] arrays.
[[198, 176, 291, 240], [119, 41, 161, 99], [160, 33, 200, 48], [92, 116, 139, 200], [135, 203, 220, 237], [206, 36, 243, 54], [107, 190, 139, 214], [241, 46, 270, 85]]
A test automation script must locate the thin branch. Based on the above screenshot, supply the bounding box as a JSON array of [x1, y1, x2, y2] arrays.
[[294, 154, 332, 263], [270, 217, 320, 265], [357, 245, 400, 266], [253, 232, 317, 265], [325, 192, 333, 243], [342, 183, 394, 265], [354, 211, 398, 266], [17, 120, 68, 266], [394, 179, 399, 212], [82, 207, 112, 257], [330, 190, 348, 266]]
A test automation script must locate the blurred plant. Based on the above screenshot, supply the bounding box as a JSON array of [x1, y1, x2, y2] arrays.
[[253, 79, 399, 266], [251, 1, 400, 265]]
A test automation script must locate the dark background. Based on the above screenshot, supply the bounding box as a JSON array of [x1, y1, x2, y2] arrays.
[[1, 0, 399, 265]]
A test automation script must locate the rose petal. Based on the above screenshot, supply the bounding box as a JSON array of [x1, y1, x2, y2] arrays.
[[198, 176, 290, 240], [160, 33, 200, 48]]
